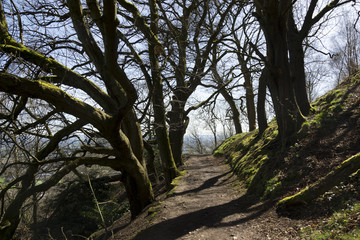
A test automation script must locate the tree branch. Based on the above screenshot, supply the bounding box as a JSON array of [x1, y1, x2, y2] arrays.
[[0, 73, 110, 131]]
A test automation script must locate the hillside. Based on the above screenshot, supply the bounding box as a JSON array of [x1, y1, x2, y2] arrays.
[[86, 73, 360, 240], [214, 72, 360, 238]]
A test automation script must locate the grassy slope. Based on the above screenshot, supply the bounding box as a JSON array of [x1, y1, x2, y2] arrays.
[[214, 72, 360, 239]]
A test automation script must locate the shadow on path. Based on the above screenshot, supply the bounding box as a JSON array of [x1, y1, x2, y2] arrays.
[[172, 171, 231, 197], [132, 194, 272, 240]]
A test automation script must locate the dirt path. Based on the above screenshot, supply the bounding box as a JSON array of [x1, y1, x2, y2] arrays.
[[110, 155, 303, 240]]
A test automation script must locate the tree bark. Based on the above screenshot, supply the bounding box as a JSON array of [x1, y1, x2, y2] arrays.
[[168, 90, 189, 166], [149, 0, 180, 187], [164, 1, 193, 167], [287, 13, 310, 116], [153, 102, 180, 188], [219, 88, 243, 134], [122, 109, 146, 167], [238, 54, 256, 131], [168, 114, 188, 167], [143, 140, 159, 184], [121, 170, 150, 218], [211, 61, 243, 134], [0, 166, 38, 239], [168, 32, 189, 167], [254, 0, 304, 146], [257, 68, 268, 134], [107, 130, 154, 217]]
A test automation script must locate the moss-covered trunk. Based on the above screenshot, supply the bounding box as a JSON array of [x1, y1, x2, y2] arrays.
[[109, 130, 154, 217], [169, 123, 187, 166], [151, 77, 180, 186], [121, 169, 152, 218], [149, 0, 180, 187], [168, 97, 189, 166], [122, 109, 146, 166]]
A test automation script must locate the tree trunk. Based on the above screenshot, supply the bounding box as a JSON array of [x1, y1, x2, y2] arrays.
[[144, 57, 179, 189], [219, 87, 243, 134], [257, 68, 268, 134], [238, 55, 256, 131], [0, 166, 37, 240], [119, 159, 153, 217], [266, 36, 299, 144], [0, 199, 23, 240], [116, 111, 155, 215], [167, 17, 190, 167], [168, 89, 189, 166], [211, 64, 242, 134], [122, 109, 146, 166], [143, 140, 159, 184], [168, 121, 187, 167], [255, 1, 304, 146], [150, 49, 180, 187], [278, 153, 360, 208], [267, 63, 300, 147], [106, 128, 154, 217], [244, 81, 257, 132], [153, 114, 180, 188], [289, 41, 310, 116], [149, 0, 180, 187], [287, 15, 310, 116], [121, 169, 151, 218]]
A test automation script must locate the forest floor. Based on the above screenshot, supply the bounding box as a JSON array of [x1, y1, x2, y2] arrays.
[[100, 155, 307, 240]]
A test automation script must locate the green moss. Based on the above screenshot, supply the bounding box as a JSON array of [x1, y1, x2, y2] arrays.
[[310, 82, 351, 129], [214, 121, 279, 197], [313, 88, 346, 108], [148, 205, 161, 214], [148, 205, 161, 218], [277, 186, 309, 206], [213, 132, 254, 157], [214, 70, 360, 201], [167, 170, 186, 196], [310, 87, 348, 130], [262, 175, 283, 199], [300, 202, 360, 239], [297, 120, 310, 137]]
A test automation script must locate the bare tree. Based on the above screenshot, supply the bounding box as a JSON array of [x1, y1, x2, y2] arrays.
[[0, 1, 159, 238], [331, 18, 360, 85], [118, 0, 181, 188], [253, 0, 354, 147], [185, 127, 207, 154], [158, 0, 239, 166], [210, 50, 243, 134]]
